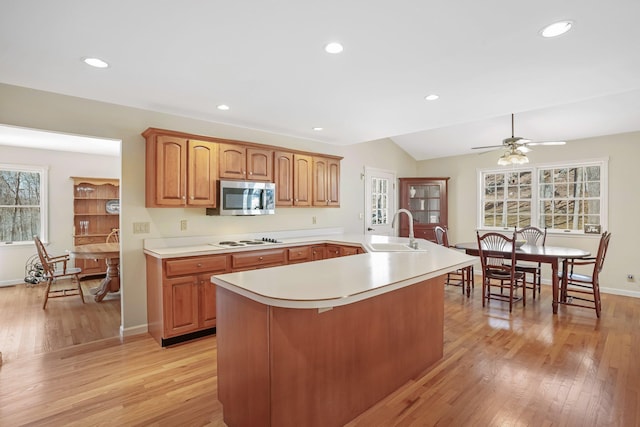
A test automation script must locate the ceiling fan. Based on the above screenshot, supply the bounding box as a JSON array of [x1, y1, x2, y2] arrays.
[[472, 113, 566, 165]]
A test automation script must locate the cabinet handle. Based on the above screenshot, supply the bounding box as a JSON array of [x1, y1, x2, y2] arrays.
[[249, 171, 253, 175], [197, 263, 203, 267], [259, 256, 264, 260], [190, 196, 194, 200]]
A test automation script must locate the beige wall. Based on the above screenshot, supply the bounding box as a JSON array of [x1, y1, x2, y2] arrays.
[[0, 145, 119, 284], [417, 131, 640, 297], [0, 83, 417, 334]]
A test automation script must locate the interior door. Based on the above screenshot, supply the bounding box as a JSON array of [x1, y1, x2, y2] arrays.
[[364, 167, 396, 236]]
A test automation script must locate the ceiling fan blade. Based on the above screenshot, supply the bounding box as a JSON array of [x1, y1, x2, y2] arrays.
[[471, 144, 505, 150], [525, 141, 566, 146]]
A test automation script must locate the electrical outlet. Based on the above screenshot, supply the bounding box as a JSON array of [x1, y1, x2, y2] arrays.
[[312, 216, 317, 225], [133, 222, 150, 234], [180, 219, 188, 231]]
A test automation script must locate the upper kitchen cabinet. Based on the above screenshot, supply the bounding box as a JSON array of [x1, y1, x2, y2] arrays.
[[274, 151, 313, 207], [398, 177, 449, 243], [312, 156, 340, 207], [144, 129, 218, 208], [219, 143, 273, 181]]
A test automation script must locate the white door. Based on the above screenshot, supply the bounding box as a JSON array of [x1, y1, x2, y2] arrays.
[[364, 167, 396, 236]]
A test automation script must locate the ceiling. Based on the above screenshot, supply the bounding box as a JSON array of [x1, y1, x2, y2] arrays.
[[2, 1, 640, 160]]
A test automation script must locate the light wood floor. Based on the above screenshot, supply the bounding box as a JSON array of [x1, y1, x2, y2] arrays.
[[0, 278, 121, 362], [1, 282, 638, 426]]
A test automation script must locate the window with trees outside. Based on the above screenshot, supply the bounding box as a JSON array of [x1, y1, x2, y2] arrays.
[[478, 159, 607, 234], [0, 164, 48, 245]]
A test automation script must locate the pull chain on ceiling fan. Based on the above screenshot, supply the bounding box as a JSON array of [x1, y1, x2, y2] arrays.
[[472, 113, 566, 165]]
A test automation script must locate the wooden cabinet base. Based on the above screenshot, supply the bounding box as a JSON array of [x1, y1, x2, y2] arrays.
[[216, 276, 445, 427]]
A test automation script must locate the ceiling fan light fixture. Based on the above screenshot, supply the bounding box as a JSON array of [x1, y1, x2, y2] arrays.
[[498, 148, 529, 166]]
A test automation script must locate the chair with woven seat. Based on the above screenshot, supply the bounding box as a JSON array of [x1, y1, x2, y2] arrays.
[[106, 228, 120, 243], [33, 236, 84, 309], [435, 226, 474, 297], [558, 231, 611, 318], [477, 231, 526, 312], [514, 226, 547, 299]]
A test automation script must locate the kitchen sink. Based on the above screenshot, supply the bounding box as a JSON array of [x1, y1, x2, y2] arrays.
[[367, 243, 428, 252]]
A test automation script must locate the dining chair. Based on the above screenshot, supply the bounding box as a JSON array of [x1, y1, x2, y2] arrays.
[[558, 231, 611, 318], [514, 226, 547, 299], [435, 226, 474, 297], [476, 231, 526, 312], [33, 236, 84, 309], [106, 228, 120, 243]]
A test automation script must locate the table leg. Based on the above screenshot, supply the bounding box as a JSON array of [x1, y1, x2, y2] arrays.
[[92, 257, 120, 302], [551, 259, 559, 314]]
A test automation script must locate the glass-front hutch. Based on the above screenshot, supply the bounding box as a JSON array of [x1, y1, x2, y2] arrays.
[[398, 177, 449, 242]]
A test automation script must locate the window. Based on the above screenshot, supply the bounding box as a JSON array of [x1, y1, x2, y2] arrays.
[[478, 159, 607, 234], [0, 164, 48, 244]]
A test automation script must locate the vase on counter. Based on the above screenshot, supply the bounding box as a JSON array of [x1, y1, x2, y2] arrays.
[[409, 186, 416, 198]]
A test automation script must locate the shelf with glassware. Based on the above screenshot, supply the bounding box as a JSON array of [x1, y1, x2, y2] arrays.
[[71, 177, 120, 277], [398, 177, 449, 243]]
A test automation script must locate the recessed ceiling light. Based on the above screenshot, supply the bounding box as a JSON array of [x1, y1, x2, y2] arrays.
[[83, 57, 109, 68], [425, 94, 439, 101], [313, 127, 323, 131], [324, 42, 344, 54], [217, 104, 230, 111], [540, 20, 573, 38]]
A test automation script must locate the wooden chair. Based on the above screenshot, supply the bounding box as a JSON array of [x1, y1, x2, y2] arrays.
[[558, 231, 611, 318], [106, 228, 120, 243], [514, 226, 547, 299], [476, 231, 526, 312], [435, 226, 474, 297], [33, 236, 84, 309]]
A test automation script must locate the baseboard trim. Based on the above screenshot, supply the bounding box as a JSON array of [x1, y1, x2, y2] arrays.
[[121, 323, 148, 337]]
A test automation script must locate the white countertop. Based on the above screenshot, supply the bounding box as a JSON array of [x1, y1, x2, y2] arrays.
[[143, 230, 476, 309]]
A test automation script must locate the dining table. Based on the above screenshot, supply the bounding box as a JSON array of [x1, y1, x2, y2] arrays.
[[68, 242, 120, 302], [454, 241, 590, 314]]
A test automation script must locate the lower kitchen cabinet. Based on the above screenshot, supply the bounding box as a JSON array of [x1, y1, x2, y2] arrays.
[[146, 253, 230, 346]]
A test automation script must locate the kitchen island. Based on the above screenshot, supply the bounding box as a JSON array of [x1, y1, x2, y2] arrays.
[[208, 234, 474, 427]]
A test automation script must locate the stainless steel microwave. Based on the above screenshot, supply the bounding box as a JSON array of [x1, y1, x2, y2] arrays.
[[206, 180, 275, 216]]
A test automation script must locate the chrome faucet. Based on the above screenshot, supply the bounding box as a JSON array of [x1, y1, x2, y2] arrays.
[[392, 208, 418, 249]]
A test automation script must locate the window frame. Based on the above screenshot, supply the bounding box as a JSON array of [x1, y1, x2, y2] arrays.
[[0, 163, 48, 246], [477, 158, 608, 235]]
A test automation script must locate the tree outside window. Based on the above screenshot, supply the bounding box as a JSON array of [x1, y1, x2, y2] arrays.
[[0, 165, 47, 244]]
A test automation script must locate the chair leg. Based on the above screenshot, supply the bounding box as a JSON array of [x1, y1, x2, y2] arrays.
[[42, 278, 52, 309], [75, 274, 85, 304]]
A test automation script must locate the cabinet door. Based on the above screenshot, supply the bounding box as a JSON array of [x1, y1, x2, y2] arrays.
[[155, 135, 188, 206], [219, 143, 246, 179], [312, 157, 328, 206], [187, 140, 217, 206], [274, 151, 293, 206], [311, 245, 326, 260], [163, 276, 200, 337], [199, 274, 217, 328], [325, 245, 341, 259], [293, 154, 312, 206], [247, 148, 273, 181], [327, 158, 340, 207]]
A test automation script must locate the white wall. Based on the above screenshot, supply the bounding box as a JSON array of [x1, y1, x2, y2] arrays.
[[0, 83, 417, 335], [417, 131, 640, 297], [0, 145, 119, 284]]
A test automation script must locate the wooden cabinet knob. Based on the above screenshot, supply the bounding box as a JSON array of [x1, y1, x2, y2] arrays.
[[259, 256, 263, 260], [197, 263, 203, 267]]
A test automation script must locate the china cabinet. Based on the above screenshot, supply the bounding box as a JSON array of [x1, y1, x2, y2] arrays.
[[398, 177, 449, 243], [71, 177, 120, 276]]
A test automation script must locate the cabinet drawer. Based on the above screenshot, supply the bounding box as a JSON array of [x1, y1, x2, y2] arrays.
[[165, 255, 229, 277], [287, 246, 312, 263], [231, 249, 286, 271], [341, 246, 361, 256]]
